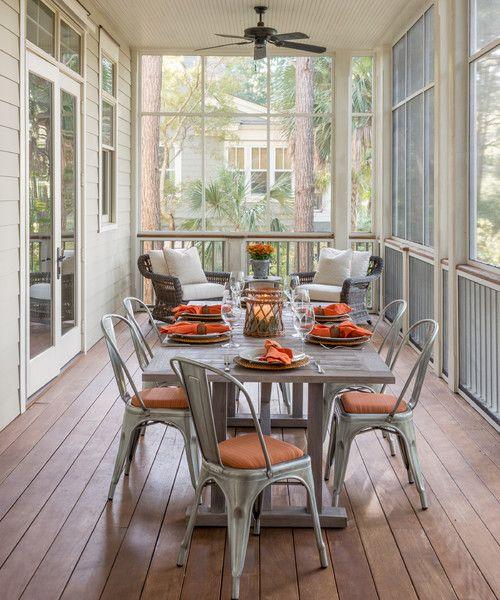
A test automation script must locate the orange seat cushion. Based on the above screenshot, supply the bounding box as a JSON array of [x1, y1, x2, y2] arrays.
[[131, 386, 188, 410], [218, 433, 304, 469], [340, 391, 407, 414]]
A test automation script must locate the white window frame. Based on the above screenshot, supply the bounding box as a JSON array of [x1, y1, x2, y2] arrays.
[[98, 28, 119, 229]]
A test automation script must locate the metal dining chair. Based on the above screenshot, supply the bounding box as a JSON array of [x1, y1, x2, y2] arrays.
[[171, 357, 328, 600], [123, 296, 162, 356], [322, 299, 408, 446], [101, 314, 200, 499], [324, 319, 438, 511]]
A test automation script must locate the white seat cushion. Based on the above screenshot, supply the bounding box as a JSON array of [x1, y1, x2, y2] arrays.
[[313, 249, 352, 286], [182, 282, 225, 301], [295, 284, 342, 303], [163, 246, 207, 285], [149, 250, 169, 276], [351, 251, 371, 278], [30, 283, 51, 301]]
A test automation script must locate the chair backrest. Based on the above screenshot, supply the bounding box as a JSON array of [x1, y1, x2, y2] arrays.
[[170, 357, 274, 476], [101, 313, 147, 409], [373, 299, 407, 367], [123, 296, 161, 368], [387, 319, 438, 417]]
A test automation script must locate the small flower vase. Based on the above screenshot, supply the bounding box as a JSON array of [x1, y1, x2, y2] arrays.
[[251, 259, 270, 279]]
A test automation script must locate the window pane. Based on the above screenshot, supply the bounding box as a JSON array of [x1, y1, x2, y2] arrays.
[[393, 36, 406, 105], [101, 56, 115, 95], [271, 116, 332, 232], [102, 101, 114, 147], [270, 56, 332, 114], [351, 115, 373, 232], [29, 72, 54, 358], [424, 7, 434, 85], [407, 17, 424, 95], [27, 0, 55, 56], [101, 150, 113, 218], [469, 48, 500, 266], [141, 55, 201, 112], [406, 94, 424, 244], [351, 56, 373, 112], [205, 56, 267, 112], [392, 105, 406, 238], [470, 0, 500, 54], [424, 88, 434, 247], [60, 21, 81, 74], [141, 116, 202, 230]]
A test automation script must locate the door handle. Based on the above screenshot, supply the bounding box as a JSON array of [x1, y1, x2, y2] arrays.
[[56, 247, 65, 279]]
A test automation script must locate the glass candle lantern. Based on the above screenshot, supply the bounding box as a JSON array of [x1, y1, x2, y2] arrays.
[[243, 288, 284, 337]]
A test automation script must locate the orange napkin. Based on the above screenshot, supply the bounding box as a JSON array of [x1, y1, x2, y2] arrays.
[[314, 303, 352, 316], [172, 304, 222, 317], [310, 324, 338, 338], [337, 321, 372, 338], [259, 339, 293, 365], [160, 321, 230, 336]]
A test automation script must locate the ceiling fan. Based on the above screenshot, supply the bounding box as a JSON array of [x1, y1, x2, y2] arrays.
[[195, 5, 327, 60]]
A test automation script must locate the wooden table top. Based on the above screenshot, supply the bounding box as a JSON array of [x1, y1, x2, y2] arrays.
[[143, 310, 395, 386]]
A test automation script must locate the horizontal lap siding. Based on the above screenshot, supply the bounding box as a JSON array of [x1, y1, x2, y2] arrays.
[[0, 0, 20, 429], [84, 32, 132, 348]]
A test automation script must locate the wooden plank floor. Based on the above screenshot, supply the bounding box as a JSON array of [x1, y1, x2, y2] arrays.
[[0, 317, 499, 599]]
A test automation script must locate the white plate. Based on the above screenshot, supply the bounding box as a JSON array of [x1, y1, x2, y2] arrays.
[[308, 333, 370, 343], [238, 348, 306, 364]]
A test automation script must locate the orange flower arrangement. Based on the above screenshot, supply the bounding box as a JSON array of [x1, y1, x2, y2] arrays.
[[247, 242, 275, 260]]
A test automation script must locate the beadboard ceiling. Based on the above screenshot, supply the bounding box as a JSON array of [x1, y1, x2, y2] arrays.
[[92, 0, 425, 51]]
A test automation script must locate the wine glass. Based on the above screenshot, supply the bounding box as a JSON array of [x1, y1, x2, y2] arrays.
[[221, 297, 241, 348], [294, 304, 315, 353], [289, 275, 300, 300]]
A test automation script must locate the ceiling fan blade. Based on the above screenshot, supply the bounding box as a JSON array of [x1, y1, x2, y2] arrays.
[[194, 41, 252, 51], [278, 40, 326, 53], [271, 32, 309, 41], [254, 44, 266, 60], [215, 34, 250, 40]]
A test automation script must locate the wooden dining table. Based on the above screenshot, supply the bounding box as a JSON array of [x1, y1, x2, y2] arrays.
[[142, 307, 395, 528]]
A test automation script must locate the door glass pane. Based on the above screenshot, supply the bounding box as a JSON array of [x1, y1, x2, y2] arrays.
[[60, 22, 81, 74], [27, 0, 55, 56], [29, 73, 53, 358], [61, 90, 77, 334]]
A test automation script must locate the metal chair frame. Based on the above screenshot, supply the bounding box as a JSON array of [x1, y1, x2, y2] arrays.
[[322, 299, 408, 443], [123, 296, 162, 358], [171, 357, 328, 600], [101, 314, 200, 499], [324, 319, 438, 511]]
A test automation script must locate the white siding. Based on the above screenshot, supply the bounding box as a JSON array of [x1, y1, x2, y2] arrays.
[[0, 0, 20, 430], [83, 18, 132, 348]]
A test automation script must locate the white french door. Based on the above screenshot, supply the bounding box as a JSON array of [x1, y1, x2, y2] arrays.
[[27, 51, 82, 395]]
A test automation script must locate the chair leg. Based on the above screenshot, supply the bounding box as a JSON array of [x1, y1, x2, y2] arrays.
[[322, 385, 335, 442], [279, 383, 292, 414], [396, 432, 414, 483], [252, 492, 263, 535], [382, 430, 397, 457], [183, 417, 200, 489], [177, 478, 206, 566], [398, 421, 428, 509], [108, 412, 137, 500], [226, 490, 254, 600], [331, 424, 353, 507], [124, 426, 141, 476], [324, 414, 337, 481], [302, 469, 328, 568]]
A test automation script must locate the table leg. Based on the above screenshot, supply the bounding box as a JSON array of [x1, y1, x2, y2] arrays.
[[211, 382, 227, 512], [307, 383, 324, 513], [292, 383, 304, 418], [260, 382, 272, 510], [226, 382, 236, 418]]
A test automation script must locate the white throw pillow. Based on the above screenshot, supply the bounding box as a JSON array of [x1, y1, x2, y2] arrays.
[[313, 248, 352, 286], [163, 246, 208, 285], [149, 250, 169, 276], [351, 251, 371, 278]]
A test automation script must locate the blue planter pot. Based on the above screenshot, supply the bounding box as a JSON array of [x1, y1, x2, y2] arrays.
[[251, 259, 270, 279]]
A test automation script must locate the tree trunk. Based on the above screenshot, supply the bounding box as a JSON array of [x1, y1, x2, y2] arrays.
[[141, 55, 162, 231], [293, 57, 315, 271]]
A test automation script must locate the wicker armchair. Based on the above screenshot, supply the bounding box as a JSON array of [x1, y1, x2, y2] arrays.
[[138, 253, 230, 322], [291, 255, 383, 324]]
